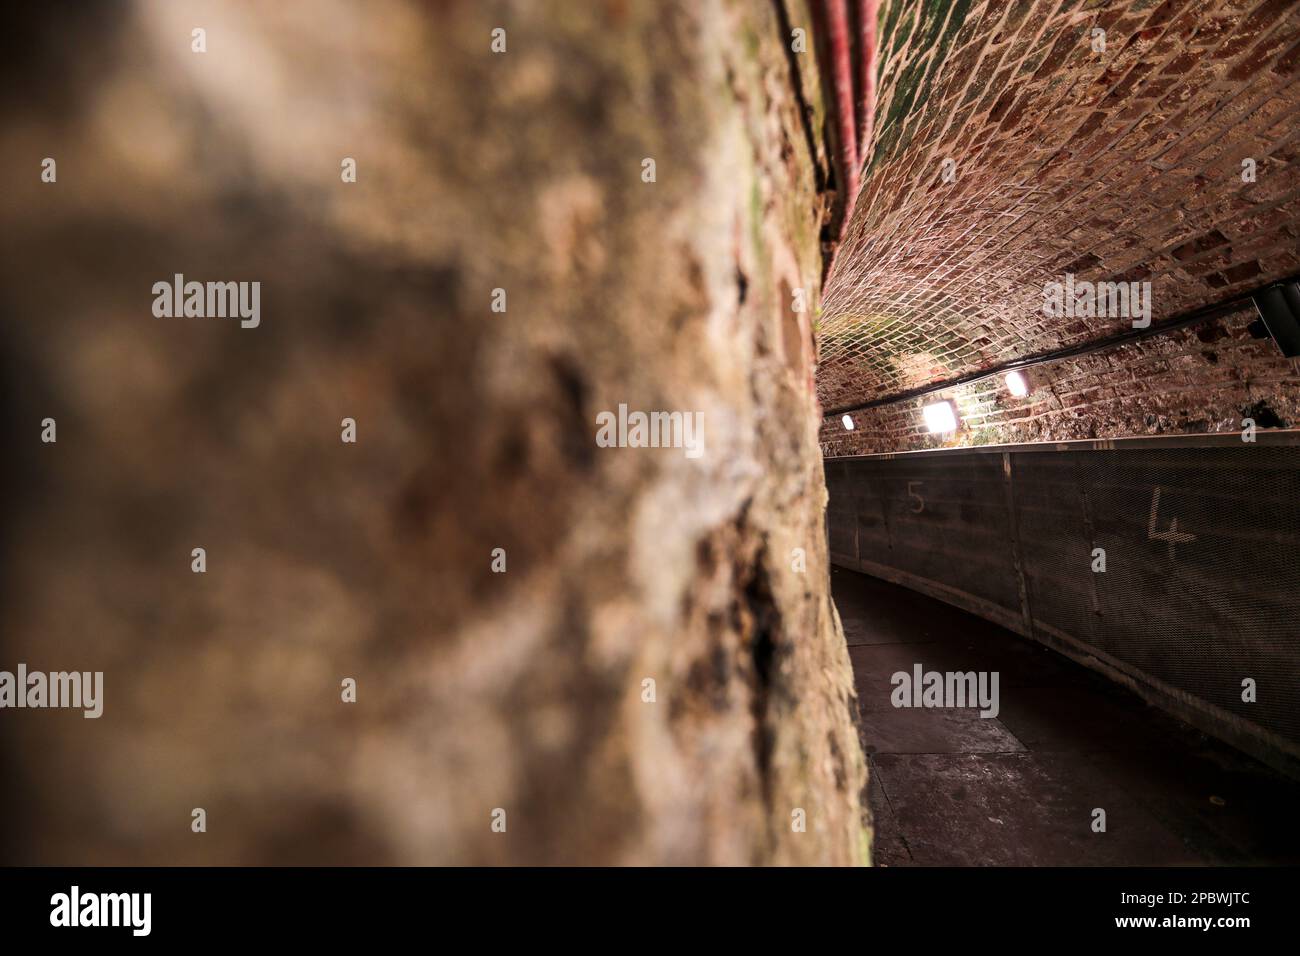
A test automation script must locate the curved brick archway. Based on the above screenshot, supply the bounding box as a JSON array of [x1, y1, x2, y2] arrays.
[[819, 0, 1300, 455]]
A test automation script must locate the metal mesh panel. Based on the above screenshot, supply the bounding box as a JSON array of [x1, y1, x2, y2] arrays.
[[827, 452, 1022, 623], [1065, 447, 1300, 745], [826, 441, 1300, 765], [1009, 453, 1102, 651]]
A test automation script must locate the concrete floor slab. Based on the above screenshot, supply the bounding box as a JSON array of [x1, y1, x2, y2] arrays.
[[833, 566, 978, 646], [872, 751, 1202, 866], [865, 758, 914, 867], [1079, 745, 1300, 865], [857, 704, 1026, 755], [835, 567, 1300, 866], [993, 685, 1185, 753], [847, 641, 1007, 703]]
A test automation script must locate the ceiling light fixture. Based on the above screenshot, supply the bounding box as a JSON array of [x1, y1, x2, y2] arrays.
[[923, 401, 957, 434]]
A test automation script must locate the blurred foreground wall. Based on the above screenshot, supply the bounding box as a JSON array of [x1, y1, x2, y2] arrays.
[[0, 1, 867, 864]]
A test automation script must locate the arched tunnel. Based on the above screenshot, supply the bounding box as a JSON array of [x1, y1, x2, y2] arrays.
[[0, 0, 1298, 886], [818, 0, 1300, 866]]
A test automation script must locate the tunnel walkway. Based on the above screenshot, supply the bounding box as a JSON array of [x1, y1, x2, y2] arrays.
[[834, 567, 1300, 867]]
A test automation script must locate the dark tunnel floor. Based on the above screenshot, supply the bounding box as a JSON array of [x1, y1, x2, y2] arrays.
[[832, 566, 1300, 867]]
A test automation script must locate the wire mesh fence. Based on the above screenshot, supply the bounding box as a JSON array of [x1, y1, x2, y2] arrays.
[[826, 437, 1300, 773]]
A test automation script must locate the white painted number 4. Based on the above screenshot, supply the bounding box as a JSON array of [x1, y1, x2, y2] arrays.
[[1147, 486, 1195, 560]]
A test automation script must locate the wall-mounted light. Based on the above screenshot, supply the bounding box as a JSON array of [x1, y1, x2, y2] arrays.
[[841, 414, 855, 430], [1004, 370, 1030, 397], [923, 400, 957, 434]]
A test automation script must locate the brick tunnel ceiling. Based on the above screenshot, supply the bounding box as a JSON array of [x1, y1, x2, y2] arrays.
[[816, 0, 1300, 415]]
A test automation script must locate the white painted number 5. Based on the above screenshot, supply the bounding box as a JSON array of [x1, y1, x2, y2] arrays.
[[908, 481, 924, 514]]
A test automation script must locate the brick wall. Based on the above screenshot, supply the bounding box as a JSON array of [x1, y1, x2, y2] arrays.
[[821, 305, 1300, 455], [816, 0, 1300, 437]]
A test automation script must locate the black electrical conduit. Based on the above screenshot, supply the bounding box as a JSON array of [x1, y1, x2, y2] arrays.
[[824, 276, 1300, 419]]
